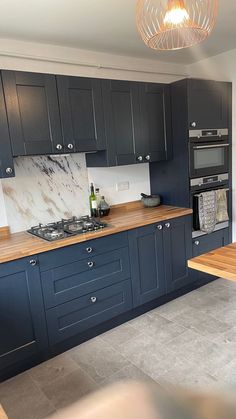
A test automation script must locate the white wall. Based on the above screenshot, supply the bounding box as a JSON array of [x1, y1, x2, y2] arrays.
[[0, 38, 187, 231], [88, 164, 150, 205], [188, 49, 236, 239]]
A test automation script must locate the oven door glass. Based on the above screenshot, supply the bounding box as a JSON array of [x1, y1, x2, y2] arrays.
[[190, 143, 229, 178]]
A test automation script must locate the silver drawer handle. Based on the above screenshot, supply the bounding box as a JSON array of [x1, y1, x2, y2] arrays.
[[30, 259, 37, 266], [165, 222, 171, 228], [56, 144, 63, 150], [86, 247, 93, 253], [67, 143, 74, 150], [88, 261, 94, 268], [5, 167, 13, 175], [194, 240, 200, 246], [157, 225, 163, 230], [90, 296, 97, 303]]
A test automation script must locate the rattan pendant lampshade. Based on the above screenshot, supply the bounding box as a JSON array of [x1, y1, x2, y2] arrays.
[[136, 0, 218, 50]]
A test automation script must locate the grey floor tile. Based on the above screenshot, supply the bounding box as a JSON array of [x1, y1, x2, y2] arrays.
[[101, 363, 158, 386], [41, 368, 97, 410], [214, 358, 236, 386], [69, 336, 129, 383], [0, 372, 55, 419], [152, 296, 189, 320], [29, 353, 80, 388], [100, 322, 142, 348], [158, 361, 219, 391], [129, 312, 186, 345]]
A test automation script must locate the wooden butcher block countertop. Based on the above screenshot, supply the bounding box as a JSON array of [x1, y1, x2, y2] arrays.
[[188, 242, 236, 282], [0, 201, 192, 264]]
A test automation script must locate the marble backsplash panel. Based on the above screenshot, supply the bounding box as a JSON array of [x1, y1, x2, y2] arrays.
[[1, 154, 90, 233]]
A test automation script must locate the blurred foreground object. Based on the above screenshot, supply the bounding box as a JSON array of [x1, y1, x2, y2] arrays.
[[49, 381, 236, 419]]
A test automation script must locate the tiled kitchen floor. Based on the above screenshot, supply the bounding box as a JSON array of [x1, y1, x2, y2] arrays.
[[2, 278, 236, 419]]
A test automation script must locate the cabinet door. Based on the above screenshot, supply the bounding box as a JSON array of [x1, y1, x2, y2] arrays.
[[102, 80, 141, 166], [57, 76, 106, 152], [139, 83, 172, 162], [192, 228, 230, 283], [129, 224, 166, 307], [164, 215, 192, 292], [0, 75, 14, 178], [0, 257, 48, 370], [188, 79, 230, 129], [2, 71, 62, 156]]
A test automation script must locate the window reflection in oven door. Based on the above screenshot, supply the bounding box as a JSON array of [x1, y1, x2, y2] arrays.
[[189, 142, 229, 178]]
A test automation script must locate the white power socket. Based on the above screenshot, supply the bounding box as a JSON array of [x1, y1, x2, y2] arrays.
[[116, 181, 130, 192]]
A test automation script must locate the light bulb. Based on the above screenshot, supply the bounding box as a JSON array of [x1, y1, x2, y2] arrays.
[[163, 1, 190, 26]]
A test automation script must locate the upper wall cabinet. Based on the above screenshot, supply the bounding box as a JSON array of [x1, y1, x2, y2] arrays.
[[86, 81, 171, 167], [139, 83, 172, 162], [0, 74, 14, 178], [188, 79, 231, 129], [2, 71, 63, 156], [57, 76, 106, 153]]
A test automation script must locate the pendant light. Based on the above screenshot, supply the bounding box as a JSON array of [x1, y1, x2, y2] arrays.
[[136, 0, 218, 51]]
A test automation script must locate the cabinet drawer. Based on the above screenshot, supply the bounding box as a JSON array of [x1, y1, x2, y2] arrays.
[[39, 231, 128, 271], [41, 247, 130, 308], [46, 280, 132, 345]]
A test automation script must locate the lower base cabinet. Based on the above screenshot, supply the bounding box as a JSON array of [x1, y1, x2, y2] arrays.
[[129, 215, 192, 306], [0, 215, 196, 379], [0, 257, 48, 371], [46, 280, 132, 345], [192, 228, 230, 282]]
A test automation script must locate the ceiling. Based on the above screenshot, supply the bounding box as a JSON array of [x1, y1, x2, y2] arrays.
[[0, 0, 235, 65]]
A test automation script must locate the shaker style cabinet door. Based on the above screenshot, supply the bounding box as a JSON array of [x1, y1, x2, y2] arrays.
[[102, 79, 141, 166], [129, 223, 166, 307], [0, 257, 48, 372], [188, 79, 230, 129], [0, 74, 14, 178], [2, 70, 63, 156], [57, 76, 106, 152], [139, 83, 172, 162], [164, 215, 192, 292]]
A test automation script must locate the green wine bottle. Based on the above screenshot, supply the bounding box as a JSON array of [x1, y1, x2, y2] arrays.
[[89, 183, 98, 217]]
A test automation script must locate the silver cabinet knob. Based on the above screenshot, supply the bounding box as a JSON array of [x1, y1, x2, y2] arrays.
[[137, 156, 143, 162], [88, 261, 94, 268], [194, 240, 200, 246], [67, 143, 74, 150], [5, 167, 13, 175], [145, 155, 151, 161], [157, 225, 163, 230], [56, 144, 63, 150], [165, 222, 171, 228], [90, 296, 97, 303], [86, 247, 93, 253], [30, 259, 37, 266], [191, 122, 197, 128]]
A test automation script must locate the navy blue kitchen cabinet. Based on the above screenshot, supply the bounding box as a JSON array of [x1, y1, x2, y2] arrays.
[[38, 232, 133, 345], [129, 215, 192, 305], [86, 81, 171, 167], [188, 79, 231, 129], [128, 223, 166, 306], [192, 228, 230, 283], [0, 74, 15, 178], [164, 215, 192, 292], [0, 257, 48, 371], [139, 83, 172, 162], [1, 70, 63, 156], [56, 76, 106, 152]]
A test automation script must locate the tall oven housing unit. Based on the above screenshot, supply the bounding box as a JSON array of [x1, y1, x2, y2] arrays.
[[150, 78, 232, 281]]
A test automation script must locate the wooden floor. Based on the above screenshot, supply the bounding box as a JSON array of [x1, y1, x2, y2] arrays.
[[188, 242, 236, 282]]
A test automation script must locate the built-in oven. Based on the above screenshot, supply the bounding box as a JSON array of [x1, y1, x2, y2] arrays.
[[190, 173, 229, 238], [189, 128, 230, 179]]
